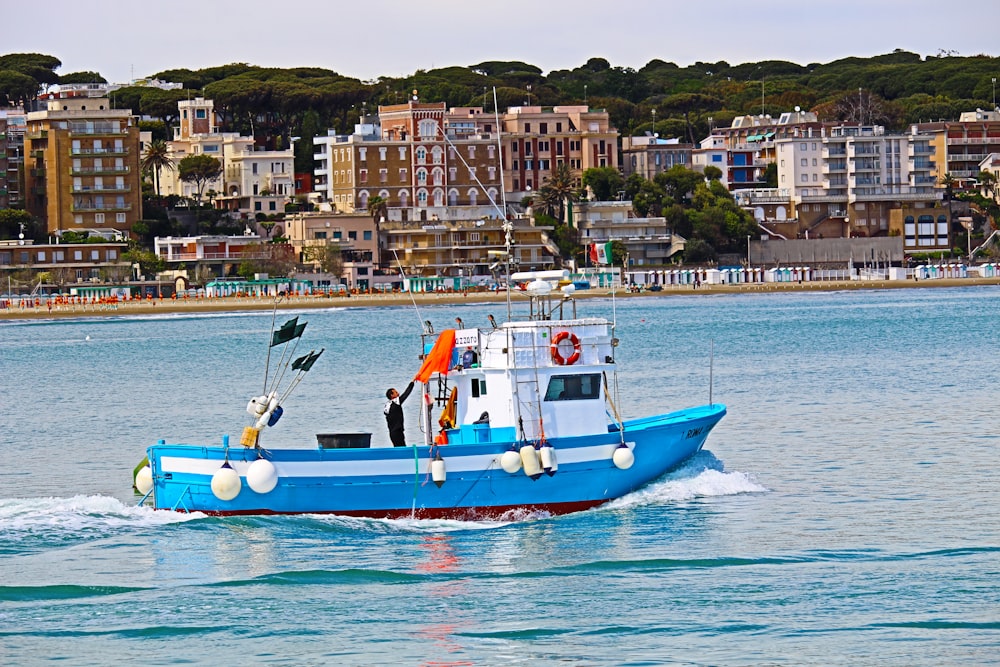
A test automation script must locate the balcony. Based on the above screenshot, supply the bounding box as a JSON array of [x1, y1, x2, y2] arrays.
[[70, 202, 132, 212], [71, 185, 132, 193], [69, 147, 131, 156], [70, 166, 131, 175], [26, 130, 48, 140], [68, 126, 127, 136]]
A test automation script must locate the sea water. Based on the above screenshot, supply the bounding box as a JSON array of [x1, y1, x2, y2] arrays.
[[1, 288, 999, 665]]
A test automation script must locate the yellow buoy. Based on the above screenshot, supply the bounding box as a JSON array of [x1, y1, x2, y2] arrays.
[[430, 452, 446, 488], [210, 464, 241, 501], [520, 444, 542, 479], [134, 465, 153, 495]]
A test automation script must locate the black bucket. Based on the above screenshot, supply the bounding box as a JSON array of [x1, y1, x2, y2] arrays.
[[317, 433, 372, 449]]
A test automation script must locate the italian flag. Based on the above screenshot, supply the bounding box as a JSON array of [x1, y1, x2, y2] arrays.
[[589, 241, 612, 265]]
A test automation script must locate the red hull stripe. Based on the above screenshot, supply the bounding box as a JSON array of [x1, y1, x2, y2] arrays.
[[188, 499, 607, 520]]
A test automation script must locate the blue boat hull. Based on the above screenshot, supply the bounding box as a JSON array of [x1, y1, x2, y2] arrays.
[[146, 404, 726, 518]]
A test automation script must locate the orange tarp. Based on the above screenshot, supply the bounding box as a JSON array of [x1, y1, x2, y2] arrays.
[[414, 329, 456, 382]]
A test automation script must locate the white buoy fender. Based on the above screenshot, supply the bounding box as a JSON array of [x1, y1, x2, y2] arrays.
[[246, 458, 278, 494], [612, 445, 634, 470], [520, 444, 542, 479], [135, 465, 153, 495], [500, 449, 522, 474], [210, 464, 242, 501], [431, 454, 446, 488], [539, 445, 558, 476]]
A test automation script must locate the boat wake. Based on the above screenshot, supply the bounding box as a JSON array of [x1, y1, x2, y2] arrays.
[[603, 450, 767, 511], [0, 495, 202, 553]]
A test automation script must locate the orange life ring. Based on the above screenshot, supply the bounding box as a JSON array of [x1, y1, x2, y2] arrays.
[[550, 331, 581, 365]]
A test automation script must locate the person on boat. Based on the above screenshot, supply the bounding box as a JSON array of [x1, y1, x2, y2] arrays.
[[384, 381, 415, 447]]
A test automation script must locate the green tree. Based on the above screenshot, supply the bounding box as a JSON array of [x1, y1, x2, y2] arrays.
[[123, 247, 166, 278], [178, 154, 223, 202], [141, 140, 173, 197], [303, 243, 344, 276], [536, 163, 578, 221], [0, 69, 39, 106], [582, 166, 625, 201], [368, 195, 388, 268], [0, 209, 34, 240], [59, 71, 106, 84]]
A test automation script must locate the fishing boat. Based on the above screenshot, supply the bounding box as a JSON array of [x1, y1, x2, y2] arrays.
[[134, 271, 726, 519], [134, 94, 725, 518]]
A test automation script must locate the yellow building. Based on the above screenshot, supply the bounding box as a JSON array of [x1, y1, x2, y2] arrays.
[[23, 95, 142, 236]]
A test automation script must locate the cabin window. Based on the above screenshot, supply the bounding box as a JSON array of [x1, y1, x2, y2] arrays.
[[544, 374, 601, 401], [471, 378, 487, 397]]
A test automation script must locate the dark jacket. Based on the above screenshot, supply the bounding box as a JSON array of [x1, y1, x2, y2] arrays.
[[384, 381, 414, 433]]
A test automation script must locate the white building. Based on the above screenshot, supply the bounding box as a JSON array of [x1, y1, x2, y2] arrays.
[[159, 98, 294, 215]]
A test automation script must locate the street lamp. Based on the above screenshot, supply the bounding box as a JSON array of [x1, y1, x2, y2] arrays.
[[746, 234, 751, 267]]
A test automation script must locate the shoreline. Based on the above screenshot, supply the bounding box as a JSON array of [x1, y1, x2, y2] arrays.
[[2, 277, 998, 321]]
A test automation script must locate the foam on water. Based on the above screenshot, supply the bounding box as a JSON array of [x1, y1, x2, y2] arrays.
[[604, 452, 767, 511], [0, 494, 202, 540]]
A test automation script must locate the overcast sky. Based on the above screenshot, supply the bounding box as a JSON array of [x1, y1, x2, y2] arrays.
[[7, 0, 999, 84]]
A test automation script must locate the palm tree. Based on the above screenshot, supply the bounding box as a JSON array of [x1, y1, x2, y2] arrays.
[[940, 172, 957, 225], [141, 140, 173, 197], [368, 195, 388, 269], [538, 163, 578, 222]]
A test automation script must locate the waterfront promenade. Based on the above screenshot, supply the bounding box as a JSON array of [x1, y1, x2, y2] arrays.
[[2, 276, 999, 320]]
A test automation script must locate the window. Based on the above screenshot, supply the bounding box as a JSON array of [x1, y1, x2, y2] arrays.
[[74, 250, 83, 260], [116, 213, 126, 223], [252, 163, 258, 174], [525, 123, 531, 132], [379, 147, 387, 160], [348, 231, 357, 240], [269, 201, 276, 211], [399, 168, 407, 180], [37, 251, 46, 262], [108, 250, 117, 260], [380, 168, 388, 183], [359, 169, 368, 183], [91, 250, 100, 261], [54, 251, 64, 261], [359, 147, 367, 161], [95, 213, 105, 224], [801, 174, 808, 182], [540, 123, 548, 134], [315, 231, 327, 239], [363, 231, 372, 241], [800, 158, 808, 167], [196, 109, 206, 119], [544, 373, 601, 401]]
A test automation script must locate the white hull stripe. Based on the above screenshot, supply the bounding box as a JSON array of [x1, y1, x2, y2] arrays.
[[159, 443, 633, 479]]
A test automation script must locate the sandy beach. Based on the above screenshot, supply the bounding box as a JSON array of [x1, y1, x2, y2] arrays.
[[2, 277, 998, 320]]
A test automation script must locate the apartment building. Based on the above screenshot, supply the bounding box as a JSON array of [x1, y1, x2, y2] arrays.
[[621, 135, 693, 181], [0, 112, 9, 209], [382, 217, 556, 278], [283, 212, 378, 288], [160, 98, 294, 213], [23, 95, 143, 236], [0, 239, 131, 283], [314, 101, 504, 219], [913, 108, 1000, 188], [314, 101, 619, 220], [572, 200, 685, 266], [770, 124, 946, 251]]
